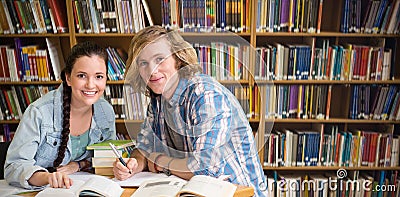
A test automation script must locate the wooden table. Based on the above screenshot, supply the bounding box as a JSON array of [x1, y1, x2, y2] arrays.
[[19, 185, 254, 197]]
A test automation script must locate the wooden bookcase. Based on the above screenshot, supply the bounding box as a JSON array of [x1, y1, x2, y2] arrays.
[[1, 0, 400, 190]]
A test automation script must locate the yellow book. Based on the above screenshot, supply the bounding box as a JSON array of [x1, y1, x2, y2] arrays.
[[309, 85, 314, 119], [249, 86, 253, 118], [297, 85, 303, 119], [289, 0, 294, 32]]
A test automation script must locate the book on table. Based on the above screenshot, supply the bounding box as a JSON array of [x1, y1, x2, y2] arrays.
[[131, 175, 237, 197], [88, 139, 135, 175], [35, 175, 123, 197], [86, 139, 135, 150]]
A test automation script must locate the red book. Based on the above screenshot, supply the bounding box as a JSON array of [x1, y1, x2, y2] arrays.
[[46, 0, 68, 33], [326, 47, 332, 78], [0, 46, 10, 81], [0, 47, 5, 81], [2, 90, 14, 120], [22, 87, 31, 105], [13, 1, 26, 34]]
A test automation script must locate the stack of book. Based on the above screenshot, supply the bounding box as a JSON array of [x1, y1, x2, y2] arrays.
[[87, 139, 135, 175]]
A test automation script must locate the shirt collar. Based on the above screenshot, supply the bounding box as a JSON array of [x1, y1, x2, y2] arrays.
[[168, 77, 189, 106]]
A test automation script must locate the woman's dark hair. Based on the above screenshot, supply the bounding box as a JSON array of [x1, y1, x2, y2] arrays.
[[51, 41, 108, 170]]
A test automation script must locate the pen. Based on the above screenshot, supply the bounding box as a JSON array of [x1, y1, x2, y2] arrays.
[[109, 142, 131, 174]]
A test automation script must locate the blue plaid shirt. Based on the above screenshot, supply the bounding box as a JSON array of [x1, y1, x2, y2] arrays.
[[136, 74, 267, 196]]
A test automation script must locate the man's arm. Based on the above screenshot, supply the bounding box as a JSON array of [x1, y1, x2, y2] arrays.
[[149, 152, 194, 180]]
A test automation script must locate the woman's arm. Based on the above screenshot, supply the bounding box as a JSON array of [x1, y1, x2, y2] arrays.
[[28, 171, 73, 188], [4, 105, 48, 189]]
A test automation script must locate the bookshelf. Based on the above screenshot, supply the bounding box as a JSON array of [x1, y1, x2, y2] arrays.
[[1, 0, 400, 195]]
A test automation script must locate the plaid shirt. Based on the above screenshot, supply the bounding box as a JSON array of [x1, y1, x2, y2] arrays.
[[136, 74, 267, 196]]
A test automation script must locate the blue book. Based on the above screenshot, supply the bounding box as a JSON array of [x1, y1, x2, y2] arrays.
[[381, 85, 397, 120], [377, 170, 385, 197], [372, 0, 388, 33]]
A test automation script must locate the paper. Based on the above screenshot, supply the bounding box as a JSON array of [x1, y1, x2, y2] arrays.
[[0, 180, 39, 197], [113, 171, 180, 187]]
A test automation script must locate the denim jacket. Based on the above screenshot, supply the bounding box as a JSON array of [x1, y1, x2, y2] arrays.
[[4, 85, 116, 189]]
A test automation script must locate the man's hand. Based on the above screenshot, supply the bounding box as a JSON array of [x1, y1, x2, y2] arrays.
[[113, 158, 138, 180]]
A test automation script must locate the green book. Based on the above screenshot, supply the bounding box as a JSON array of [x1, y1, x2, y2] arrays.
[[87, 139, 135, 150]]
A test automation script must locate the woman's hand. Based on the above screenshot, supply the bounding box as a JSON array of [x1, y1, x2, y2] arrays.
[[47, 172, 73, 188], [57, 161, 80, 174], [113, 158, 138, 180]]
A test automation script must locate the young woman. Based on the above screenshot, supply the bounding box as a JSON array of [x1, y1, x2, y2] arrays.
[[113, 26, 267, 196], [5, 41, 116, 189]]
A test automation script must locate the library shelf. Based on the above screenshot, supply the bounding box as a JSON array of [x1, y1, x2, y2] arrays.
[[262, 166, 400, 171]]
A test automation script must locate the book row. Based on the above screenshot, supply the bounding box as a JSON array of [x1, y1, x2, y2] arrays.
[[0, 37, 64, 81], [162, 0, 252, 33], [0, 85, 57, 121], [104, 85, 150, 120], [104, 84, 263, 120], [0, 123, 13, 142], [0, 0, 68, 34], [255, 40, 394, 81], [341, 0, 400, 34], [263, 126, 400, 168], [256, 0, 323, 33], [265, 170, 400, 197], [106, 47, 127, 81], [72, 0, 153, 34], [350, 85, 400, 121], [2, 83, 398, 123], [0, 37, 128, 82], [264, 85, 330, 120], [192, 42, 251, 81]]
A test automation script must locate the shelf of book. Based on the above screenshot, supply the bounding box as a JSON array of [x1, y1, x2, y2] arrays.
[[0, 120, 19, 124], [255, 32, 400, 38], [263, 166, 400, 171], [2, 80, 399, 86], [271, 119, 400, 124], [0, 81, 62, 85], [258, 80, 400, 85], [0, 117, 263, 125], [0, 34, 71, 38], [1, 1, 400, 192]]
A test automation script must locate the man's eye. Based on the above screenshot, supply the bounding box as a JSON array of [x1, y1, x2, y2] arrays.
[[155, 57, 164, 64], [139, 62, 148, 67]]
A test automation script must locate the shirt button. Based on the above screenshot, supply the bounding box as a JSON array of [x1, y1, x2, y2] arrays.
[[53, 141, 57, 146], [100, 136, 103, 141]]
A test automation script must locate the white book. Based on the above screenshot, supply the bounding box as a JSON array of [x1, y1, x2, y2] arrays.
[[6, 48, 18, 81], [141, 0, 153, 26], [45, 37, 64, 80], [131, 175, 236, 197], [36, 175, 123, 197], [1, 0, 14, 34]]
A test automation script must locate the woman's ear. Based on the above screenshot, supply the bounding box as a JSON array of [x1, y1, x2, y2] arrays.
[[65, 73, 72, 86]]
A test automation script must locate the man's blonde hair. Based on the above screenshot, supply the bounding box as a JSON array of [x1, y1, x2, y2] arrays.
[[125, 26, 201, 94]]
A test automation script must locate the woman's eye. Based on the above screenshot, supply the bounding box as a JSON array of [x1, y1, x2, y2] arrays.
[[77, 74, 86, 78], [96, 75, 104, 79]]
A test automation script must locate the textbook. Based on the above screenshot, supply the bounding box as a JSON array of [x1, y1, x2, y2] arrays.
[[86, 139, 135, 150], [87, 139, 135, 158], [131, 175, 237, 197], [35, 175, 124, 197]]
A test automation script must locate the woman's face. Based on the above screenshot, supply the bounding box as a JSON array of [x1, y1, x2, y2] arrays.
[[137, 38, 179, 98], [66, 55, 107, 108]]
